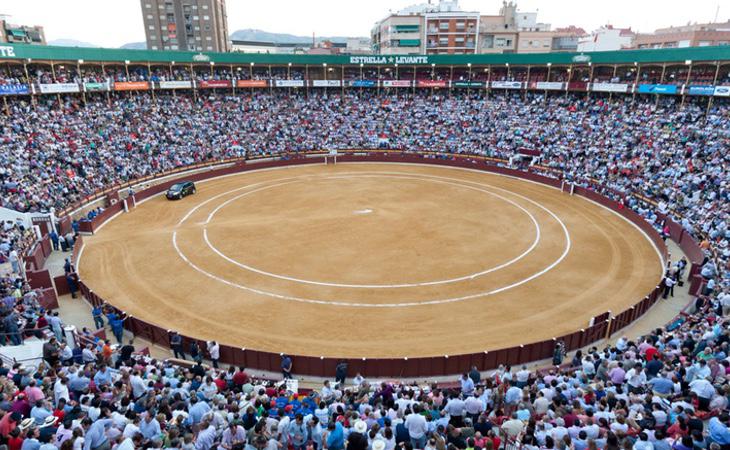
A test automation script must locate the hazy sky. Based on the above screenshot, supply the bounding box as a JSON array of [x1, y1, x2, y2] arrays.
[[1, 0, 727, 48]]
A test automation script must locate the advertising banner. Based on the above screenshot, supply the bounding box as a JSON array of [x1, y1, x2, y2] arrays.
[[0, 84, 30, 95], [197, 80, 232, 88], [566, 81, 588, 91], [491, 81, 522, 89], [416, 80, 447, 88], [236, 80, 268, 88], [274, 80, 305, 87], [159, 80, 193, 89], [311, 80, 341, 87], [714, 85, 730, 97], [535, 81, 564, 90], [382, 80, 412, 88], [349, 80, 376, 88], [39, 83, 80, 94], [637, 84, 677, 94], [83, 82, 109, 92], [113, 81, 149, 91], [687, 85, 715, 96], [591, 82, 629, 93], [452, 81, 485, 88]]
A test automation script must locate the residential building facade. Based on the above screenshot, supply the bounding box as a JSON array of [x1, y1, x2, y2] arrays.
[[372, 1, 578, 55], [140, 0, 229, 52], [577, 25, 635, 52], [0, 19, 45, 45], [633, 21, 730, 49]]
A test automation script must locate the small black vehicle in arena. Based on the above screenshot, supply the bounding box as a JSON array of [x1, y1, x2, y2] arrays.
[[166, 181, 196, 200]]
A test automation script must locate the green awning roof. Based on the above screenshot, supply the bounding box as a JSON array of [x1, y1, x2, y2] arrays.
[[9, 29, 27, 38], [394, 25, 420, 32], [399, 39, 421, 47]]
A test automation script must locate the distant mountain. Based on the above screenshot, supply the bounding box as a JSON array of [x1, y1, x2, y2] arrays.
[[230, 28, 363, 44], [120, 42, 146, 50], [48, 39, 99, 48]]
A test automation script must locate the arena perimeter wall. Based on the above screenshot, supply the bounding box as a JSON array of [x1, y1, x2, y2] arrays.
[[67, 152, 706, 377]]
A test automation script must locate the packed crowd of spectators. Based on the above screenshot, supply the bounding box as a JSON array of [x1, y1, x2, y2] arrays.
[[0, 93, 726, 285], [0, 220, 36, 275], [0, 87, 727, 449], [0, 288, 726, 450]]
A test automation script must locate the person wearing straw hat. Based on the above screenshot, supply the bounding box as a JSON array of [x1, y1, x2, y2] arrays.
[[38, 415, 58, 446], [372, 440, 386, 450]]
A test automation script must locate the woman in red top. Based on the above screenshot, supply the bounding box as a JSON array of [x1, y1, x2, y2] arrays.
[[6, 428, 23, 450]]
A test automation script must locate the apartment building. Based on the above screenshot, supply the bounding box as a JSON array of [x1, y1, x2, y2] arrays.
[[140, 0, 229, 52]]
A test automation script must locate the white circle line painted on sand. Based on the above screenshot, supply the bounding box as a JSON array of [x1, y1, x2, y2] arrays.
[[171, 170, 572, 307], [201, 173, 541, 288]]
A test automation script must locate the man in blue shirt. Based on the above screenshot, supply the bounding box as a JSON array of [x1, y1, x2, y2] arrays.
[[91, 306, 104, 330], [139, 412, 161, 440], [708, 414, 730, 446], [82, 412, 113, 450], [93, 364, 112, 388], [281, 354, 293, 379]]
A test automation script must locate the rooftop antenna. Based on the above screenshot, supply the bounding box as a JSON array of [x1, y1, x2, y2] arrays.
[[713, 4, 720, 22]]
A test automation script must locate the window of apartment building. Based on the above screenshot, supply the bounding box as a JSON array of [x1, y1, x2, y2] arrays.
[[195, 26, 200, 30], [149, 25, 155, 30], [206, 36, 212, 40], [193, 15, 199, 20], [196, 36, 201, 40], [439, 37, 448, 44], [204, 15, 210, 20], [202, 4, 208, 8], [495, 37, 512, 47], [455, 22, 465, 29], [145, 3, 151, 7], [455, 36, 464, 42], [151, 45, 158, 49], [439, 22, 449, 30], [171, 45, 178, 50]]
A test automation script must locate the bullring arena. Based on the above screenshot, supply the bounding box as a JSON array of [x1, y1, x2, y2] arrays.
[[78, 158, 664, 362]]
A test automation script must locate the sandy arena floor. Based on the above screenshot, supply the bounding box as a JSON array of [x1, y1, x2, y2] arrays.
[[79, 163, 664, 358]]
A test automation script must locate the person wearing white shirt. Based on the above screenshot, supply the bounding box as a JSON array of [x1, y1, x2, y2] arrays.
[[464, 396, 485, 422], [117, 433, 142, 450], [625, 364, 647, 394], [54, 377, 70, 406], [404, 405, 428, 449], [207, 341, 220, 368], [321, 381, 336, 403], [353, 373, 365, 386], [314, 402, 329, 426], [689, 377, 715, 410], [123, 416, 141, 438], [515, 366, 531, 388]]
